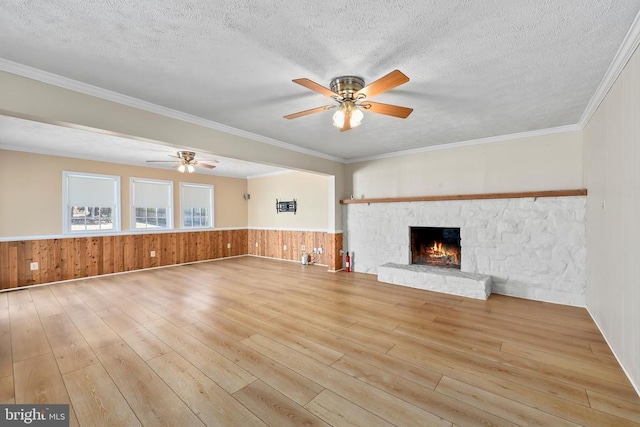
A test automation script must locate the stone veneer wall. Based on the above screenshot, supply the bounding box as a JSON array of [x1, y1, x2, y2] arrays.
[[345, 196, 586, 306]]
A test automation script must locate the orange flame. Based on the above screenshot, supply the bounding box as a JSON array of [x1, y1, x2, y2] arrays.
[[427, 241, 459, 263]]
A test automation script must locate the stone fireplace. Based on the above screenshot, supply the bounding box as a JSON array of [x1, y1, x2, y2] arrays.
[[344, 196, 587, 306], [410, 226, 461, 269]]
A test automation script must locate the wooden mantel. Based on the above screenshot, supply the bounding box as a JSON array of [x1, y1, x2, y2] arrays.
[[340, 189, 587, 204]]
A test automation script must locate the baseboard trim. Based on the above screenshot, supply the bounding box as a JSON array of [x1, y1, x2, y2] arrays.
[[247, 254, 328, 268], [586, 307, 640, 398]]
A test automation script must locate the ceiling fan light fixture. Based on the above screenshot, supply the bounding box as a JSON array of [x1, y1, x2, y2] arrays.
[[332, 109, 345, 128], [146, 150, 218, 173], [332, 102, 363, 129], [351, 107, 364, 127]]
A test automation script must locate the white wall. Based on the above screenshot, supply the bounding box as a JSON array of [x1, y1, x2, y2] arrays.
[[247, 171, 329, 230], [346, 131, 583, 198], [584, 45, 640, 393]]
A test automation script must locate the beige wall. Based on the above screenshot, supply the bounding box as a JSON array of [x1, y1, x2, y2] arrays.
[[0, 71, 346, 230], [247, 171, 329, 230], [584, 46, 640, 393], [0, 149, 247, 237], [346, 131, 583, 198]]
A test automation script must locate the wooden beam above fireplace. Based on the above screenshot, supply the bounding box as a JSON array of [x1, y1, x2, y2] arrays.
[[340, 189, 587, 204]]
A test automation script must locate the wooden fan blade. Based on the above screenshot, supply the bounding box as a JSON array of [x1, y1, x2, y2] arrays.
[[284, 105, 336, 120], [362, 101, 413, 118], [355, 70, 409, 99], [341, 110, 352, 132], [194, 161, 216, 169], [292, 78, 339, 98], [146, 154, 180, 163]]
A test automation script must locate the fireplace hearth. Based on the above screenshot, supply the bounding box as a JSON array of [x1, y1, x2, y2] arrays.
[[410, 227, 461, 269]]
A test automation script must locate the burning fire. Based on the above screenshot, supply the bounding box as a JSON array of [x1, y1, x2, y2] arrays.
[[410, 227, 461, 269], [427, 241, 459, 264]]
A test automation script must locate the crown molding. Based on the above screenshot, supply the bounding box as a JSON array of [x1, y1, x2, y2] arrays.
[[344, 124, 582, 164], [0, 59, 586, 167], [0, 59, 345, 163], [579, 10, 640, 127], [246, 170, 296, 180]]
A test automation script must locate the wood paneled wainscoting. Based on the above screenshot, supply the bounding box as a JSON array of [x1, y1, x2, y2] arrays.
[[248, 230, 343, 271], [0, 230, 248, 290], [1, 229, 343, 290]]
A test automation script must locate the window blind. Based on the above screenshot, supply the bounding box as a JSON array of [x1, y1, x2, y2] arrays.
[[132, 179, 171, 207], [67, 173, 118, 207], [181, 184, 212, 208]]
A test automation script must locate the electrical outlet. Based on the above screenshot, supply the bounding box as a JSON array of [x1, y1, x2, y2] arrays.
[[318, 247, 323, 254], [30, 262, 38, 271], [301, 245, 305, 251], [227, 243, 232, 249], [255, 242, 259, 247], [283, 244, 287, 250], [150, 250, 156, 258]]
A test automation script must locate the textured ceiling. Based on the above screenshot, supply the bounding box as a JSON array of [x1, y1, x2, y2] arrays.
[[1, 0, 639, 161]]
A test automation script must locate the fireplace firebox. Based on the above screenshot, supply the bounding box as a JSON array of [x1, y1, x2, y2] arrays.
[[410, 227, 461, 269]]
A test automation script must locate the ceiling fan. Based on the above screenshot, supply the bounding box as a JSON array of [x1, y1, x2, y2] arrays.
[[284, 69, 413, 132], [146, 151, 218, 173]]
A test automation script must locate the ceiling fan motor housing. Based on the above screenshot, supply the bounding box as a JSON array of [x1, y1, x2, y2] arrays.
[[177, 151, 196, 163], [330, 76, 365, 100]]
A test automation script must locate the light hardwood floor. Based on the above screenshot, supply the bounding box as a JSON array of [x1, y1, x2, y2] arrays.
[[1, 256, 639, 426]]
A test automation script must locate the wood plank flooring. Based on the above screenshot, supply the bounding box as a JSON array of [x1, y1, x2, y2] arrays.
[[1, 256, 639, 426]]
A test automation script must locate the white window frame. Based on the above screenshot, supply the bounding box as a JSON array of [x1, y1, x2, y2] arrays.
[[62, 171, 121, 234], [130, 177, 173, 230], [180, 182, 214, 229]]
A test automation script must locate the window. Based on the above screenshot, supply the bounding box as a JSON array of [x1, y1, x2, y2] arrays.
[[131, 178, 173, 230], [63, 171, 120, 233], [180, 183, 213, 228]]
